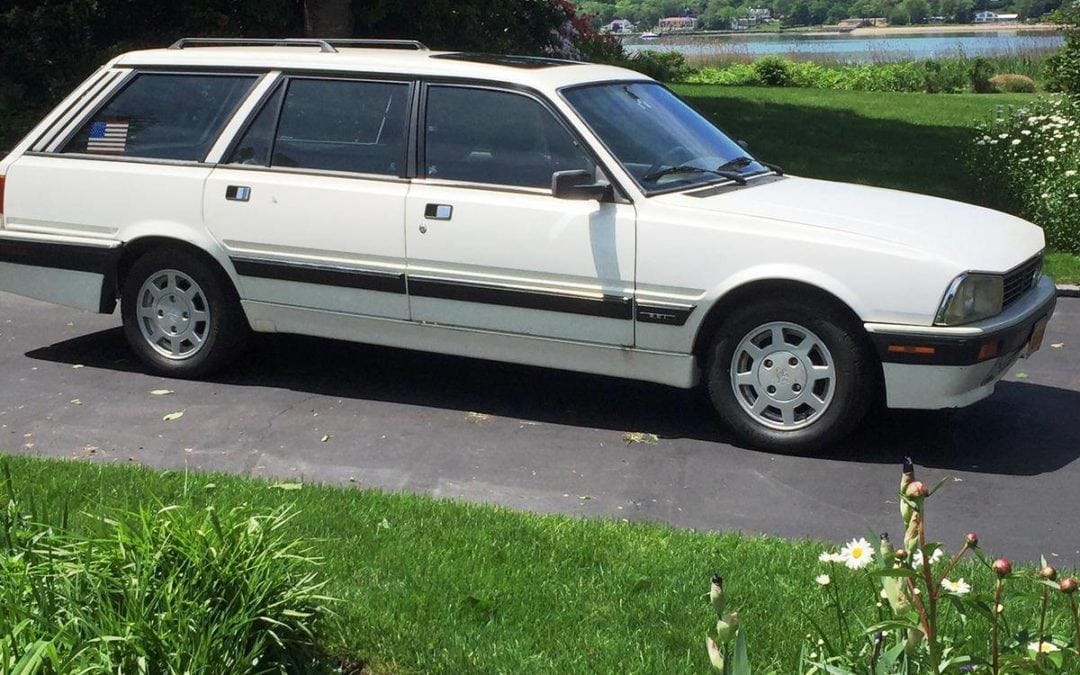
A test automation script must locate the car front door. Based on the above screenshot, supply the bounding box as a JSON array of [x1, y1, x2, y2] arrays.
[[405, 84, 635, 346], [204, 75, 412, 321]]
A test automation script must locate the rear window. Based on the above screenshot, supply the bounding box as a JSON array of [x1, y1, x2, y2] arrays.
[[62, 73, 258, 161]]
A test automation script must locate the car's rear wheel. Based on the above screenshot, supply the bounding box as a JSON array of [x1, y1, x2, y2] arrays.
[[706, 295, 877, 452], [121, 248, 248, 378]]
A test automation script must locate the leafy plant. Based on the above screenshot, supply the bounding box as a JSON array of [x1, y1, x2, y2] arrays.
[[991, 74, 1038, 93], [0, 464, 337, 673]]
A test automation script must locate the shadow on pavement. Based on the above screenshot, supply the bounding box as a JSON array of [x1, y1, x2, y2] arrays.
[[26, 328, 1080, 476]]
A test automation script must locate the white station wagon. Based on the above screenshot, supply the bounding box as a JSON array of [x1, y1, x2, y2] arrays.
[[0, 38, 1057, 451]]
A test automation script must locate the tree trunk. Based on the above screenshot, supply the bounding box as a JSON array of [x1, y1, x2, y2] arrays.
[[304, 0, 354, 38]]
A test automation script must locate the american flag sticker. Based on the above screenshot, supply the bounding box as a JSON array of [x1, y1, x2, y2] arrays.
[[86, 120, 130, 154]]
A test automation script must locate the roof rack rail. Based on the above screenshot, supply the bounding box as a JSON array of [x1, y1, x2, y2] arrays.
[[167, 37, 431, 53], [325, 39, 429, 51], [168, 38, 338, 53]]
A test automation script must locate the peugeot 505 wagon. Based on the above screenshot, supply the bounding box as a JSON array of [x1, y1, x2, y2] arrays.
[[0, 38, 1057, 451]]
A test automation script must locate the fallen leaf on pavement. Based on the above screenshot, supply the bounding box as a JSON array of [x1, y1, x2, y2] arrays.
[[320, 434, 330, 442], [1015, 372, 1030, 379], [150, 389, 175, 396], [72, 364, 84, 369], [1050, 342, 1064, 349], [70, 399, 82, 405], [623, 432, 659, 446], [271, 482, 303, 491], [162, 411, 185, 422], [466, 412, 490, 423]]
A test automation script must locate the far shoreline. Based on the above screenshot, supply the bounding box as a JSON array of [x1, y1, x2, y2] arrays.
[[620, 23, 1065, 44]]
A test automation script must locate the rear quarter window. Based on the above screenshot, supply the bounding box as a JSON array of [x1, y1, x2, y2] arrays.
[[62, 72, 258, 162]]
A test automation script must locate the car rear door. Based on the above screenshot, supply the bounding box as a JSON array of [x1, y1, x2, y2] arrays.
[[204, 75, 413, 322]]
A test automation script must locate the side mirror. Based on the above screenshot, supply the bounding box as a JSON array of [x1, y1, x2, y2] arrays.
[[552, 170, 612, 202], [736, 139, 750, 151]]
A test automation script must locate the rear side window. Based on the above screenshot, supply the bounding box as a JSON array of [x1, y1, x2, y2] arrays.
[[63, 73, 257, 161], [227, 78, 409, 176]]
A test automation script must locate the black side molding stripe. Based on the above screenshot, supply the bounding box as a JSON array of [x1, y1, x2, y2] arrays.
[[0, 236, 118, 274], [232, 257, 407, 294], [410, 277, 633, 320]]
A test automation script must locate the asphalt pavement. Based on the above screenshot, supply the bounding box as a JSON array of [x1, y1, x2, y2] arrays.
[[2, 290, 1078, 566]]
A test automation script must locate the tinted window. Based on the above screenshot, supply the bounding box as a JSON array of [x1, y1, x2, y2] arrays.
[[424, 87, 594, 189], [229, 78, 408, 176], [226, 84, 285, 167], [64, 73, 257, 161]]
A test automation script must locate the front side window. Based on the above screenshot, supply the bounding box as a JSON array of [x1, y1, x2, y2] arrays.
[[228, 78, 408, 176], [562, 82, 766, 194], [424, 86, 594, 190], [63, 73, 257, 161]]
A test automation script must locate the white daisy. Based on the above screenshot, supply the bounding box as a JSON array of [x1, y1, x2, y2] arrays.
[[815, 574, 831, 586], [839, 537, 874, 570], [818, 551, 844, 564], [1028, 641, 1060, 654], [941, 578, 971, 595]]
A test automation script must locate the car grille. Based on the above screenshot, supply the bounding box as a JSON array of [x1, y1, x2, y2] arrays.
[[1002, 255, 1042, 309]]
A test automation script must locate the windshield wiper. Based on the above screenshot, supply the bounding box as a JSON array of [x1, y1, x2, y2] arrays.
[[643, 164, 747, 185], [716, 156, 754, 171]]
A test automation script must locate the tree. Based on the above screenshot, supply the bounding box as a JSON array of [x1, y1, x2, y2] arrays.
[[900, 0, 930, 21], [304, 0, 352, 36]]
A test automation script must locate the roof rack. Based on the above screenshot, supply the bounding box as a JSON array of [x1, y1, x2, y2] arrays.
[[167, 37, 430, 53], [325, 39, 429, 51]]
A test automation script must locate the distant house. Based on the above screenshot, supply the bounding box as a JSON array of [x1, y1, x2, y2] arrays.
[[604, 18, 635, 33], [658, 16, 697, 32], [975, 11, 1019, 23], [731, 8, 770, 31]]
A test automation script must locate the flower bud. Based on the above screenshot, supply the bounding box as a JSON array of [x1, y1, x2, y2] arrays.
[[905, 481, 928, 498], [1038, 565, 1058, 581], [706, 636, 724, 671], [715, 612, 739, 644], [1059, 577, 1077, 594], [992, 558, 1012, 577], [710, 574, 725, 616], [900, 458, 915, 523], [879, 532, 895, 566], [965, 532, 979, 548], [895, 548, 908, 562]]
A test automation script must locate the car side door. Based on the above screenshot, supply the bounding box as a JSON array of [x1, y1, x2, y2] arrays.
[[204, 75, 413, 322], [404, 83, 636, 346]]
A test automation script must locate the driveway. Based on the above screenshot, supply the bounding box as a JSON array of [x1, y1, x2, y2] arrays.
[[2, 291, 1078, 566]]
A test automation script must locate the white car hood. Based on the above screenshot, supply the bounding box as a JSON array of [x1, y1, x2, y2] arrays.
[[657, 175, 1044, 272]]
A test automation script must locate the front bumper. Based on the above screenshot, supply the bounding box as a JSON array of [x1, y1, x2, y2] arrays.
[[865, 275, 1057, 409]]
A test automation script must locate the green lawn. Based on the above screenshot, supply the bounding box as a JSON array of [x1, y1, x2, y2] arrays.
[[673, 86, 1080, 283], [2, 455, 1072, 674]]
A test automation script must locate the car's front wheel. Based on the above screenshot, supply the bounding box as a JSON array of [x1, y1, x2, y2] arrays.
[[121, 248, 248, 378], [706, 295, 877, 452]]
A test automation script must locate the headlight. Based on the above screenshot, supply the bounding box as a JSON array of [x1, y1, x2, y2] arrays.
[[935, 273, 1004, 326]]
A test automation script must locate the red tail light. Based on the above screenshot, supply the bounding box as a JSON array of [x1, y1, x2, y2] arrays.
[[0, 175, 5, 217]]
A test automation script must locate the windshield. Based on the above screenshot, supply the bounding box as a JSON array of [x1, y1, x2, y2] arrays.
[[562, 82, 768, 194]]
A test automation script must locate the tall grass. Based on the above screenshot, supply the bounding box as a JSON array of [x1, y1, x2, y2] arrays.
[[0, 465, 336, 674]]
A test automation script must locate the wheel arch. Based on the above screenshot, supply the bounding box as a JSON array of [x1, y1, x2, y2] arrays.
[[690, 278, 877, 371], [111, 234, 241, 308]]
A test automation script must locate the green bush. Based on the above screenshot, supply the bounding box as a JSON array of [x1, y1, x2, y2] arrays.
[[0, 475, 336, 673], [622, 50, 692, 82], [990, 73, 1038, 93], [753, 56, 796, 87], [1045, 31, 1080, 93], [968, 96, 1080, 253], [971, 56, 997, 93]]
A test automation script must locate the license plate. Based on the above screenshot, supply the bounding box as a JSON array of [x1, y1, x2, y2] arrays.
[[1024, 317, 1049, 358]]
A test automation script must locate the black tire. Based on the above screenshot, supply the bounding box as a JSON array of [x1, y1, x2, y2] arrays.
[[121, 248, 249, 378], [705, 294, 878, 453]]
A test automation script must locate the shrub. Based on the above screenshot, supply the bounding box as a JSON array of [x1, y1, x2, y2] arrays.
[[991, 73, 1038, 93], [971, 56, 997, 93], [1045, 32, 1080, 93], [753, 56, 796, 87], [0, 474, 337, 673], [622, 50, 692, 82], [968, 95, 1080, 253]]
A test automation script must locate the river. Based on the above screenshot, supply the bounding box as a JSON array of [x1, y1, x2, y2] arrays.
[[624, 30, 1065, 62]]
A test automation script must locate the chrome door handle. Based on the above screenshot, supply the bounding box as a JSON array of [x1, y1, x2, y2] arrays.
[[226, 185, 251, 201], [424, 204, 452, 220]]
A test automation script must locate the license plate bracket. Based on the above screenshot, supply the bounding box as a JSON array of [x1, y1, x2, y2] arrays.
[[1023, 317, 1049, 358]]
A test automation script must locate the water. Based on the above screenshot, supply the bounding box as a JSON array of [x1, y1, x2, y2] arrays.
[[625, 31, 1064, 63]]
